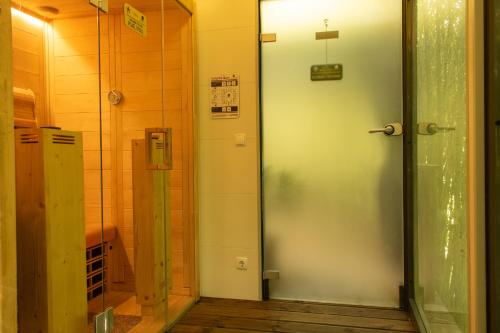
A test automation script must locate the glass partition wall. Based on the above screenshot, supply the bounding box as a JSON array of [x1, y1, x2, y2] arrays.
[[97, 1, 195, 329], [10, 0, 194, 331], [412, 0, 469, 331]]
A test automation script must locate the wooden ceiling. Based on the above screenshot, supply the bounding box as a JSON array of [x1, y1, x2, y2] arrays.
[[12, 0, 182, 20]]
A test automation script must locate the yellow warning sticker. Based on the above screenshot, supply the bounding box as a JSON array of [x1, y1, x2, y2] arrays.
[[124, 3, 147, 37]]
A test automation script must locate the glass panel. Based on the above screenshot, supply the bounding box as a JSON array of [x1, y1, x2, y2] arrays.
[[413, 0, 469, 331], [10, 2, 104, 331], [98, 0, 195, 329], [97, 1, 170, 329], [9, 0, 193, 330], [261, 0, 404, 306]]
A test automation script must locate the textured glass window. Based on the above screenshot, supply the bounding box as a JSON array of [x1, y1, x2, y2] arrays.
[[413, 0, 469, 331]]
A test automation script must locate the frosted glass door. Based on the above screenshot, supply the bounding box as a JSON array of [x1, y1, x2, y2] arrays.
[[413, 0, 469, 331], [261, 0, 403, 307]]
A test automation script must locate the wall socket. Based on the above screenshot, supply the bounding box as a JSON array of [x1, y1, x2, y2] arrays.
[[236, 257, 248, 270]]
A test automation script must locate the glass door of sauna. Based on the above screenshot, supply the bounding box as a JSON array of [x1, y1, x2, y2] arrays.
[[261, 0, 404, 306], [412, 0, 469, 331], [97, 0, 195, 329], [96, 1, 171, 329]]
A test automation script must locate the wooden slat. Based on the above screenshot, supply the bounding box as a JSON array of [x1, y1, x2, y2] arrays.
[[132, 139, 168, 320], [198, 298, 410, 321], [172, 324, 263, 333], [189, 304, 416, 332], [11, 12, 47, 126], [466, 0, 487, 332], [172, 299, 418, 333], [178, 314, 415, 333]]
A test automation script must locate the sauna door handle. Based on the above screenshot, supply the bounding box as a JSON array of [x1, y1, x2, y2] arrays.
[[369, 122, 403, 136], [145, 128, 173, 170]]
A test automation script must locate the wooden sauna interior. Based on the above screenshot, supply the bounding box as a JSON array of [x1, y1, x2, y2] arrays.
[[11, 0, 195, 331]]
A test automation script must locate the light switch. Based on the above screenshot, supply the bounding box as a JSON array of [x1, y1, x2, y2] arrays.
[[235, 133, 246, 146]]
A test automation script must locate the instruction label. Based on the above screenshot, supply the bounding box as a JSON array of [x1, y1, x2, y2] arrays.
[[311, 64, 343, 81], [124, 3, 147, 37], [210, 75, 240, 119]]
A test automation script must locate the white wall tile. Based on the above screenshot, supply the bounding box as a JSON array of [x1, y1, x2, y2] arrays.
[[195, 0, 261, 300], [199, 138, 259, 195], [199, 194, 259, 248], [195, 27, 258, 85], [195, 0, 257, 31], [199, 244, 261, 300]]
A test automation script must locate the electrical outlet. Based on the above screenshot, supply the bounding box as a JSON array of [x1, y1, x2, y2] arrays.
[[236, 257, 248, 270]]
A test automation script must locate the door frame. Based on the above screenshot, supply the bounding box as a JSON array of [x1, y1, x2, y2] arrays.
[[258, 0, 412, 305], [258, 3, 487, 330], [485, 0, 498, 331]]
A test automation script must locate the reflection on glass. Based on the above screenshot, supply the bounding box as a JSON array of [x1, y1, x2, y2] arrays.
[[413, 0, 469, 331]]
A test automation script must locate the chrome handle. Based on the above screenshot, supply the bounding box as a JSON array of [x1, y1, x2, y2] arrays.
[[369, 122, 403, 136], [369, 125, 395, 135], [417, 122, 456, 135]]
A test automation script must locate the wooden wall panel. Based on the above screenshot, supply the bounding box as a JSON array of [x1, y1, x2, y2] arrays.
[[0, 1, 18, 331], [11, 10, 47, 125], [49, 15, 112, 229]]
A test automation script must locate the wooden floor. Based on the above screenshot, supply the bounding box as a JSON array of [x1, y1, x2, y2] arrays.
[[170, 298, 419, 333]]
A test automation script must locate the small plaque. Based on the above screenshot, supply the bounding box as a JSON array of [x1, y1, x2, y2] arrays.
[[315, 31, 339, 40], [124, 3, 147, 37], [311, 64, 343, 81]]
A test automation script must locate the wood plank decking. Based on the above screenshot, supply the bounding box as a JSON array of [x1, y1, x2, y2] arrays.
[[170, 297, 418, 333]]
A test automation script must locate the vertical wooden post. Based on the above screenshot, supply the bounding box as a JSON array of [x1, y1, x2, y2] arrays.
[[0, 1, 18, 332], [132, 139, 168, 322], [467, 0, 487, 332]]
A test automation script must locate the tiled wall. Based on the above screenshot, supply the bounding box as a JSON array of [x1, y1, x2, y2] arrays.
[[195, 0, 261, 300]]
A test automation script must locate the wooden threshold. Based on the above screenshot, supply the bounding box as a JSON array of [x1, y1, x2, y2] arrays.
[[170, 297, 419, 333]]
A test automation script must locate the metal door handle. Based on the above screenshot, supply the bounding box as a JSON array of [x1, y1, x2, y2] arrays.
[[145, 128, 173, 170], [369, 122, 403, 136], [417, 122, 456, 135]]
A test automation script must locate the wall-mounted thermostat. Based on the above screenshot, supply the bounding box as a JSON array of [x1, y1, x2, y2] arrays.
[[210, 74, 240, 119]]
